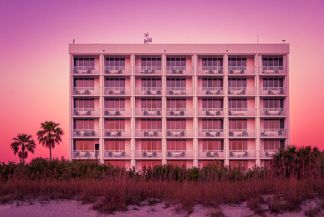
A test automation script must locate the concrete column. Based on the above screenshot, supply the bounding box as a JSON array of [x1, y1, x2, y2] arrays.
[[130, 54, 136, 168], [223, 54, 229, 167], [193, 54, 198, 167], [162, 54, 167, 165], [99, 54, 104, 164], [255, 54, 261, 167]]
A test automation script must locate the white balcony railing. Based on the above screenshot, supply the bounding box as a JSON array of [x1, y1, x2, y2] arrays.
[[229, 150, 256, 159], [166, 108, 192, 116], [198, 150, 225, 159], [228, 87, 255, 95], [228, 66, 254, 75], [260, 150, 278, 159], [136, 87, 162, 95], [260, 129, 287, 137], [104, 108, 130, 117], [261, 108, 286, 116], [73, 108, 99, 116], [103, 129, 131, 137], [136, 129, 162, 137], [198, 66, 223, 75], [73, 87, 99, 96], [260, 87, 286, 95], [199, 87, 223, 95], [166, 66, 193, 75], [73, 150, 99, 159], [103, 150, 130, 159], [104, 87, 127, 95], [135, 150, 162, 158], [104, 66, 130, 75], [199, 129, 224, 137], [229, 129, 255, 137], [135, 66, 162, 75], [135, 108, 162, 116], [73, 129, 99, 137], [262, 66, 285, 74], [167, 87, 192, 95], [167, 150, 193, 159], [228, 108, 255, 116], [166, 129, 192, 137], [199, 108, 224, 117], [73, 66, 99, 75]]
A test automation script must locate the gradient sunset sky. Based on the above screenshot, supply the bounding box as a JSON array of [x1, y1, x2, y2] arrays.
[[1, 0, 324, 162]]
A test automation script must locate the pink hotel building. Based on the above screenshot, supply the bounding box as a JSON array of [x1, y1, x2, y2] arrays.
[[69, 44, 289, 170]]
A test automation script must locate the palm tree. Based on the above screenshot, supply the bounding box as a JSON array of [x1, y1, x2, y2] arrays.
[[10, 134, 36, 163], [37, 121, 63, 161]]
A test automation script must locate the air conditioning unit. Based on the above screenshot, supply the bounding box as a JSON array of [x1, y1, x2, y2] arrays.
[[86, 69, 92, 74], [74, 130, 81, 136], [229, 130, 248, 137], [230, 151, 248, 158], [142, 151, 157, 158], [206, 151, 218, 158], [105, 70, 111, 74], [206, 89, 221, 95], [205, 131, 221, 137], [169, 110, 185, 116], [143, 131, 159, 137], [167, 130, 185, 137], [168, 151, 185, 158], [108, 151, 125, 158], [206, 110, 221, 116], [106, 131, 122, 137], [144, 110, 161, 116], [151, 89, 161, 95]]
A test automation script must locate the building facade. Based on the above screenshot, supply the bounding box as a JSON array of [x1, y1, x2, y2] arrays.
[[69, 44, 289, 170]]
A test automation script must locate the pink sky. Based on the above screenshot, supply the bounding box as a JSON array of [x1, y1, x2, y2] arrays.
[[0, 0, 324, 162]]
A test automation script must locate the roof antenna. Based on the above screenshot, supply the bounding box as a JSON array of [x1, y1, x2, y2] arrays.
[[73, 38, 75, 44], [144, 32, 152, 44], [282, 39, 286, 43]]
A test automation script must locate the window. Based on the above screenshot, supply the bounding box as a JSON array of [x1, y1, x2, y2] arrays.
[[202, 78, 223, 89], [167, 78, 186, 89], [167, 140, 186, 150], [263, 99, 284, 109], [138, 160, 161, 168], [74, 140, 97, 150], [105, 78, 125, 88], [201, 119, 222, 130], [105, 57, 125, 70], [74, 99, 95, 109], [263, 139, 284, 150], [141, 119, 162, 130], [228, 78, 247, 89], [74, 120, 94, 130], [201, 140, 223, 151], [141, 78, 162, 89], [167, 57, 186, 70], [202, 99, 223, 110], [229, 160, 248, 169], [167, 119, 186, 130], [105, 119, 125, 130], [104, 140, 125, 151], [141, 99, 162, 110], [229, 119, 247, 130], [228, 99, 247, 109], [263, 119, 284, 130], [201, 57, 223, 70], [228, 57, 247, 69], [138, 140, 162, 151], [141, 57, 162, 70], [74, 78, 94, 88], [167, 99, 186, 109], [263, 78, 284, 88], [229, 140, 247, 151], [74, 56, 95, 70], [104, 99, 125, 110], [263, 56, 283, 69]]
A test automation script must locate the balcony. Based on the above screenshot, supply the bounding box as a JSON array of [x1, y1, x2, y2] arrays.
[[197, 66, 223, 75], [104, 66, 130, 75], [228, 108, 255, 116], [229, 150, 256, 159], [73, 87, 99, 96], [167, 150, 193, 159], [262, 66, 285, 75], [135, 108, 162, 117], [104, 108, 130, 117], [260, 87, 286, 96], [103, 150, 130, 159], [198, 87, 223, 96], [261, 108, 286, 116], [166, 129, 192, 138], [228, 66, 254, 75], [166, 67, 193, 75], [104, 87, 127, 96], [73, 129, 99, 138], [260, 129, 287, 138], [135, 66, 162, 75], [73, 66, 99, 75], [166, 108, 192, 117], [199, 108, 224, 117], [199, 129, 224, 138], [166, 87, 192, 96], [73, 108, 99, 117], [229, 129, 255, 137], [73, 150, 99, 159], [103, 129, 131, 138], [260, 150, 278, 159], [136, 87, 162, 96], [135, 150, 162, 158], [198, 150, 225, 159], [136, 129, 162, 137], [228, 87, 255, 96]]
